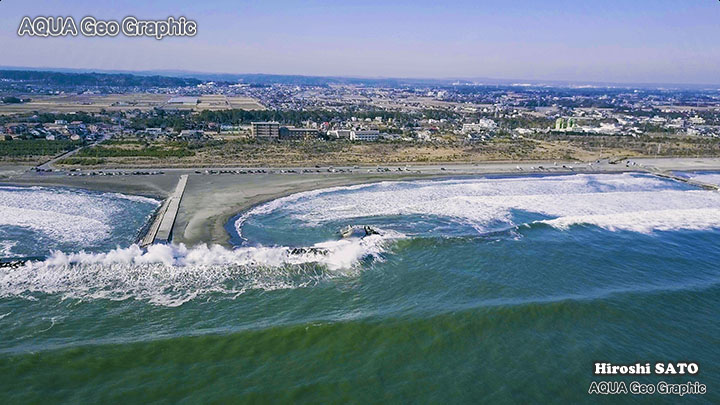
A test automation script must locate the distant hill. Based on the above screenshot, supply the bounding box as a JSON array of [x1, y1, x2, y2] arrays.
[[0, 66, 715, 89], [0, 67, 460, 87], [0, 70, 202, 88]]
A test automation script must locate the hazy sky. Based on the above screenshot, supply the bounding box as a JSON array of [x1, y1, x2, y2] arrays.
[[1, 0, 719, 84]]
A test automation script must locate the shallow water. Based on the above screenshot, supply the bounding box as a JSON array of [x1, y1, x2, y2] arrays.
[[1, 173, 718, 403]]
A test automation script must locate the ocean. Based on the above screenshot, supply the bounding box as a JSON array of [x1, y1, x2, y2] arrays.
[[0, 172, 718, 403]]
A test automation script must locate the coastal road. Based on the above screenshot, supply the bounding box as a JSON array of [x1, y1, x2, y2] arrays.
[[36, 133, 111, 171]]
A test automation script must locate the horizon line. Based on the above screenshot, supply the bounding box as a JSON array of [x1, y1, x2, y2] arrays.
[[1, 64, 719, 89]]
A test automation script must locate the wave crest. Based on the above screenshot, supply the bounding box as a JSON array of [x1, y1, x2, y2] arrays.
[[0, 232, 401, 306], [537, 208, 720, 233]]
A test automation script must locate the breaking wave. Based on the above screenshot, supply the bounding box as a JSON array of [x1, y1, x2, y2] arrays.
[[0, 231, 401, 306], [534, 208, 720, 233], [4, 173, 720, 307]]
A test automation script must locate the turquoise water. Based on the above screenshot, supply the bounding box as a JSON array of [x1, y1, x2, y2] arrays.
[[1, 173, 719, 403]]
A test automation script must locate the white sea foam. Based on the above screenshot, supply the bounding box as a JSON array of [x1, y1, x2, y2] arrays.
[[108, 192, 162, 205], [0, 241, 16, 257], [0, 206, 110, 244], [537, 208, 720, 233], [0, 186, 159, 245], [0, 231, 401, 306], [42, 231, 398, 270], [686, 172, 720, 187], [237, 173, 720, 235]]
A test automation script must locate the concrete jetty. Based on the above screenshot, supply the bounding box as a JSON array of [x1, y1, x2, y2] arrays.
[[140, 174, 188, 247], [650, 170, 720, 191]]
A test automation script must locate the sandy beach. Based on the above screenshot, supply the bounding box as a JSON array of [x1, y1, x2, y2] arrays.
[[3, 157, 720, 248]]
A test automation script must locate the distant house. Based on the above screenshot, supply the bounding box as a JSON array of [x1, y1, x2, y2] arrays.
[[145, 128, 163, 135], [220, 124, 238, 131], [690, 116, 705, 125], [179, 129, 205, 139], [462, 119, 497, 133], [6, 123, 27, 135], [328, 129, 352, 139]]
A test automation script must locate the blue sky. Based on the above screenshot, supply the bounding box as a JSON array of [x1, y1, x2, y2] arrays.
[[1, 0, 719, 84]]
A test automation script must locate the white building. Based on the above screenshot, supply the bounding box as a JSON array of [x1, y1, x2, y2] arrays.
[[327, 129, 352, 139], [597, 123, 621, 134], [350, 129, 380, 141], [462, 119, 497, 133], [690, 116, 706, 125]]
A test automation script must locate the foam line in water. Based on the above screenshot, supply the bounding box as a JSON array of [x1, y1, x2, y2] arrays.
[[536, 208, 720, 233], [236, 173, 720, 236], [685, 172, 720, 187]]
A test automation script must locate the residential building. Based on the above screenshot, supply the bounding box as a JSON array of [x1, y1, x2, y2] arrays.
[[145, 128, 163, 135], [179, 129, 205, 139], [328, 129, 352, 139], [350, 129, 380, 141], [462, 119, 497, 133], [252, 122, 280, 139], [279, 126, 319, 140]]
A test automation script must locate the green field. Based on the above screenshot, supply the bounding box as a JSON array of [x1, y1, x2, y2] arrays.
[[0, 139, 81, 157]]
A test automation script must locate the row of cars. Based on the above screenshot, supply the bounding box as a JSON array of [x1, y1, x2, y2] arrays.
[[66, 170, 165, 176], [41, 166, 419, 177], [191, 166, 418, 176], [193, 168, 348, 175]]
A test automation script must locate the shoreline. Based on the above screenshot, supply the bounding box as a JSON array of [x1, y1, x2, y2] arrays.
[[3, 157, 720, 248]]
